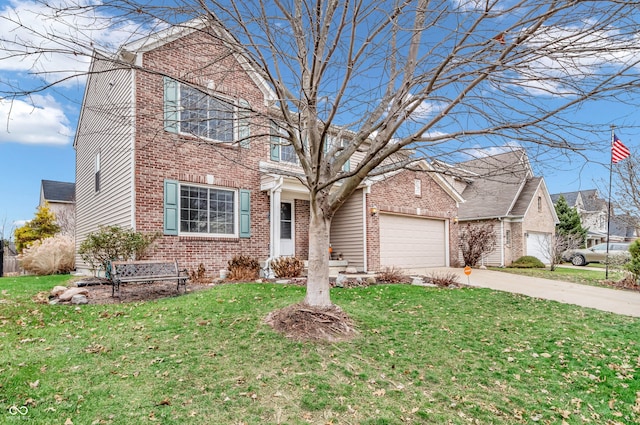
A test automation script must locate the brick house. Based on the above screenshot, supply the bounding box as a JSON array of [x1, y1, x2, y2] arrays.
[[74, 18, 463, 276], [438, 149, 558, 266]]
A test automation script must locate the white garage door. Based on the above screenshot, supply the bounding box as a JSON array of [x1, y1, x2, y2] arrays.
[[379, 214, 446, 270], [526, 232, 551, 264]]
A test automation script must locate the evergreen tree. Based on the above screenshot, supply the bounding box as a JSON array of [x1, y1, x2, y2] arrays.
[[555, 196, 587, 244], [14, 203, 61, 253]]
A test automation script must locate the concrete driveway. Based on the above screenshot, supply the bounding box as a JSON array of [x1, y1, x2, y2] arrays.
[[428, 267, 640, 318]]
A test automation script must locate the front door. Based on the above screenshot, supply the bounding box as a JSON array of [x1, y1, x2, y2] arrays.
[[280, 201, 294, 256]]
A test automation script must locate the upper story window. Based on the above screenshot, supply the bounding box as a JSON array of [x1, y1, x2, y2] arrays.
[[94, 152, 101, 193], [325, 135, 350, 172], [270, 121, 298, 164], [537, 196, 542, 212], [180, 85, 234, 142], [164, 77, 245, 143]]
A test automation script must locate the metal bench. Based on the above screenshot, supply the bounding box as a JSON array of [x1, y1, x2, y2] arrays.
[[109, 260, 188, 298]]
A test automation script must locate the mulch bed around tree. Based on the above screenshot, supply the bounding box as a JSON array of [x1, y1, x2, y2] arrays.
[[264, 303, 359, 342]]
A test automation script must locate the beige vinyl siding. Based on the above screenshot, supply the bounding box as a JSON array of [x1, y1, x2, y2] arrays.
[[74, 56, 135, 273], [458, 220, 503, 266], [331, 189, 365, 271]]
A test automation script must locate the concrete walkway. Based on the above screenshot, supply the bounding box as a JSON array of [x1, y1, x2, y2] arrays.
[[428, 267, 640, 318]]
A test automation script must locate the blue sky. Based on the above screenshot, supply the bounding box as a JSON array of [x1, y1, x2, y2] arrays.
[[1, 0, 639, 237]]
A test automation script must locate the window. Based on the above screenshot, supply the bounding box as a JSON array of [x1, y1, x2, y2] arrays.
[[94, 152, 101, 193], [164, 78, 238, 142], [270, 121, 298, 163], [179, 184, 236, 236], [505, 229, 511, 246], [414, 179, 421, 196], [325, 135, 350, 172], [538, 196, 542, 212]]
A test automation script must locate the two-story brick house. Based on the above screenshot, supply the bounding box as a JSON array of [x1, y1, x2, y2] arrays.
[[74, 18, 463, 276]]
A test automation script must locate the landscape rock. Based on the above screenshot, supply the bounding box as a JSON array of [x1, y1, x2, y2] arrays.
[[411, 276, 424, 286], [51, 286, 68, 297], [71, 294, 89, 305], [345, 266, 358, 274], [335, 274, 348, 288], [58, 287, 90, 302], [366, 277, 377, 285]]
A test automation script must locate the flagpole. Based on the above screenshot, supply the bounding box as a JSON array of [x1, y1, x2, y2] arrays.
[[606, 125, 614, 280]]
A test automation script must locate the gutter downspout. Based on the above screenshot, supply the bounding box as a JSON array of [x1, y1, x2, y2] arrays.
[[499, 218, 505, 267]]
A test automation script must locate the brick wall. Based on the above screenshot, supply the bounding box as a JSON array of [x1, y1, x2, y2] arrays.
[[366, 170, 459, 271], [295, 200, 310, 260], [131, 29, 272, 276]]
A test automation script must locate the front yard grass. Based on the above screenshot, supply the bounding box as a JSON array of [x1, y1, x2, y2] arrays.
[[1, 275, 640, 424], [490, 265, 627, 288]]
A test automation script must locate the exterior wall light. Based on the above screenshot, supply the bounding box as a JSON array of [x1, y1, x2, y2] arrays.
[[370, 205, 379, 216]]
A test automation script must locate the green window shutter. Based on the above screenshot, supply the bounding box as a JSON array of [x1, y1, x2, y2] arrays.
[[164, 77, 179, 133], [164, 179, 179, 235], [238, 99, 251, 148], [270, 121, 280, 161], [239, 189, 251, 238]]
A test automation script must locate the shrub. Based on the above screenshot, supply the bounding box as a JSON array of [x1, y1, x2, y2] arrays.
[[19, 235, 75, 275], [459, 223, 497, 267], [271, 256, 304, 278], [14, 203, 61, 253], [376, 266, 409, 284], [625, 240, 640, 283], [78, 226, 160, 276], [511, 256, 545, 268], [227, 255, 260, 281], [189, 263, 209, 284], [429, 272, 461, 287]]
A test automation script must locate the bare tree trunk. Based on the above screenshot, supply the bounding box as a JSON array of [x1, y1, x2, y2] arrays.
[[304, 201, 332, 307]]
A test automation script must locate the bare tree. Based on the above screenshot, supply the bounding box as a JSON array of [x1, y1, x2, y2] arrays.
[[459, 223, 497, 267], [3, 0, 640, 312], [612, 155, 640, 231], [547, 233, 583, 271]]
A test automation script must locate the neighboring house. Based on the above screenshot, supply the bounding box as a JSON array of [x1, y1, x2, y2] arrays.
[[550, 190, 638, 246], [74, 18, 463, 276], [40, 180, 75, 236], [439, 149, 558, 266]]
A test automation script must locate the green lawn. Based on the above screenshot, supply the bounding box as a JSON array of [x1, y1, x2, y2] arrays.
[[490, 264, 627, 288], [1, 275, 640, 424]]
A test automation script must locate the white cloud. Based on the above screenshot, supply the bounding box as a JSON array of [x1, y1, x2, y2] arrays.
[[0, 95, 73, 145], [464, 141, 522, 159], [0, 0, 146, 86], [514, 23, 640, 97]]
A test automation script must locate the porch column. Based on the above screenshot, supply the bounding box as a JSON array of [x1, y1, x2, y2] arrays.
[[271, 187, 282, 258]]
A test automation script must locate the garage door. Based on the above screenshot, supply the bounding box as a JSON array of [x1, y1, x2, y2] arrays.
[[526, 232, 551, 264], [379, 214, 446, 269]]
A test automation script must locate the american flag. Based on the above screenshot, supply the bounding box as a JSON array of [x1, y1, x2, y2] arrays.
[[612, 134, 631, 164]]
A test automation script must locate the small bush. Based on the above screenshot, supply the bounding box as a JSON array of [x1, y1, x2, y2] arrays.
[[429, 272, 461, 287], [19, 235, 75, 275], [189, 263, 209, 284], [511, 256, 545, 268], [78, 226, 160, 276], [376, 266, 409, 284], [271, 256, 304, 278], [227, 255, 260, 281]]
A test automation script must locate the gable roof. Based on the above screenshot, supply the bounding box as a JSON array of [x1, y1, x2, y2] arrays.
[[41, 180, 75, 204], [117, 17, 277, 104], [456, 149, 535, 219], [550, 189, 605, 212]]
